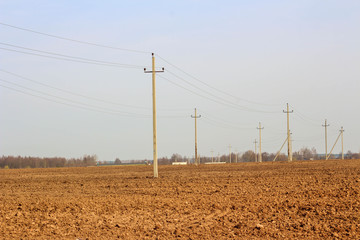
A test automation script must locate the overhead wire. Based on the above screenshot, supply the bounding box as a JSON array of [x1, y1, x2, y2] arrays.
[[2, 22, 347, 152], [0, 69, 149, 110], [0, 83, 151, 118], [0, 22, 150, 54], [158, 74, 278, 113], [0, 46, 144, 69], [1, 69, 191, 114], [198, 109, 254, 129], [1, 22, 283, 111], [165, 70, 278, 113], [0, 42, 145, 69], [156, 54, 282, 107], [201, 116, 252, 130], [289, 105, 332, 128], [0, 78, 151, 117], [158, 74, 238, 109], [1, 22, 282, 114]]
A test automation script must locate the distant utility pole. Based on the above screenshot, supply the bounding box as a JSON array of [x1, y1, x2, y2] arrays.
[[191, 108, 201, 165], [283, 103, 294, 162], [144, 53, 164, 178], [289, 131, 293, 161], [235, 149, 238, 163], [322, 119, 330, 159], [257, 122, 264, 163], [254, 139, 258, 162], [211, 150, 214, 162], [341, 127, 345, 160], [229, 145, 232, 163]]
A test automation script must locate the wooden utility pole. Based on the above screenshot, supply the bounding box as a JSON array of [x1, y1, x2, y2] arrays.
[[322, 119, 330, 159], [144, 53, 164, 178], [283, 103, 293, 161], [229, 145, 232, 163], [341, 127, 345, 160], [235, 149, 238, 163], [191, 108, 201, 165], [257, 122, 264, 162], [254, 139, 258, 162]]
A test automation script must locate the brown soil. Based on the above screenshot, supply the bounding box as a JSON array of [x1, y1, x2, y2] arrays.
[[0, 159, 359, 239]]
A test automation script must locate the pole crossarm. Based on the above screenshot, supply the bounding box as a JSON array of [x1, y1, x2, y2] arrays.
[[144, 68, 164, 73]]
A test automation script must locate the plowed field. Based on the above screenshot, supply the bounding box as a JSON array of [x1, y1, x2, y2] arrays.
[[0, 159, 359, 239]]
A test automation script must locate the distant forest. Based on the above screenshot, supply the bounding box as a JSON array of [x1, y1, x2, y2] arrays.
[[0, 155, 97, 169]]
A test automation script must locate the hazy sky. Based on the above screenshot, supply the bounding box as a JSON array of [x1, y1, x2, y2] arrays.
[[1, 1, 359, 161]]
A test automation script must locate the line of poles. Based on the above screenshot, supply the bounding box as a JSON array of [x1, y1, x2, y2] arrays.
[[145, 54, 345, 178]]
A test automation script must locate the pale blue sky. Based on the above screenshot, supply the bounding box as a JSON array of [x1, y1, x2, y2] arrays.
[[1, 1, 359, 161]]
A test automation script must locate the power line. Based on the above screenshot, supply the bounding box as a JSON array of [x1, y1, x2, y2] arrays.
[[0, 22, 150, 54], [0, 81, 187, 119], [0, 69, 189, 113], [156, 54, 281, 107], [1, 23, 280, 113], [290, 105, 329, 127], [0, 83, 150, 118], [0, 46, 144, 69], [199, 110, 254, 130], [0, 21, 280, 109], [159, 74, 251, 112], [165, 69, 277, 113], [199, 109, 254, 128], [0, 42, 145, 69], [0, 69, 149, 110], [201, 116, 252, 130], [158, 74, 278, 113], [0, 78, 151, 117]]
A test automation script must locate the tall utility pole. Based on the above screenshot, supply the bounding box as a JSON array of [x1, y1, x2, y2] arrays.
[[322, 119, 330, 159], [191, 108, 201, 165], [254, 139, 258, 162], [144, 53, 164, 178], [283, 103, 294, 162], [211, 150, 214, 162], [340, 127, 345, 160], [229, 145, 232, 163], [257, 122, 264, 162]]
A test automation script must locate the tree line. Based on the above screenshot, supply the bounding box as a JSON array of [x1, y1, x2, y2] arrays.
[[0, 155, 97, 169], [1, 147, 359, 169], [151, 147, 359, 165]]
